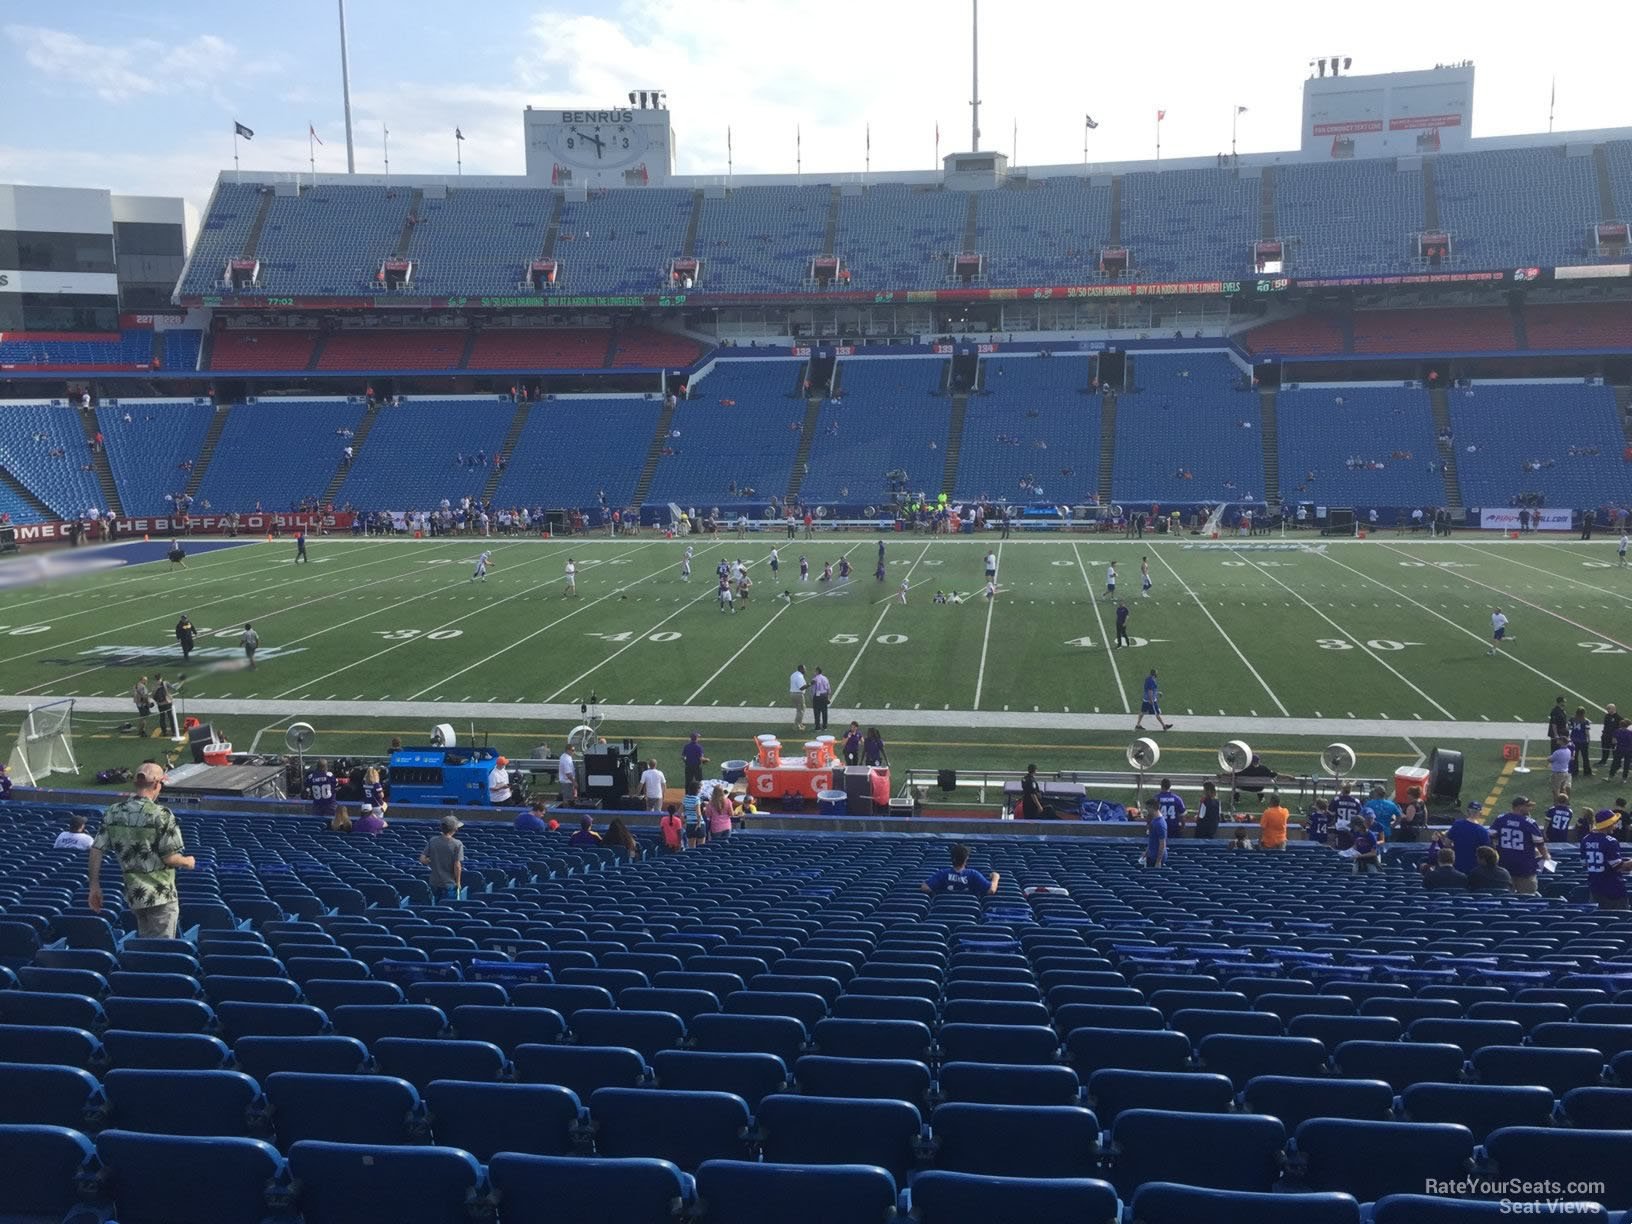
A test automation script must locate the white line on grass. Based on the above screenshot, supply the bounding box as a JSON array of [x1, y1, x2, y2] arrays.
[[1377, 541, 1632, 653], [1071, 541, 1129, 713], [832, 542, 932, 702], [267, 540, 573, 698], [406, 542, 664, 700], [1229, 546, 1455, 719], [1466, 541, 1632, 608], [0, 540, 290, 614], [10, 543, 465, 695], [972, 541, 1003, 709], [1315, 546, 1606, 712], [1146, 546, 1290, 715]]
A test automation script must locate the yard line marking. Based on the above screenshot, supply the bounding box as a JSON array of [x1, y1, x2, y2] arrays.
[[1380, 540, 1632, 651], [1468, 541, 1632, 608], [1070, 542, 1129, 713], [686, 601, 792, 703], [406, 542, 664, 700], [973, 542, 1004, 709], [6, 540, 423, 674], [1229, 545, 1455, 719], [1147, 546, 1288, 715], [1320, 545, 1606, 712], [0, 540, 290, 614], [833, 543, 932, 702]]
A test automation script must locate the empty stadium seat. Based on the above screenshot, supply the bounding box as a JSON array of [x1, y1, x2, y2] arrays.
[[755, 1093, 922, 1182], [1109, 1110, 1286, 1197], [1130, 1181, 1361, 1224], [694, 1159, 897, 1224], [103, 1068, 261, 1138], [287, 1140, 486, 1224], [590, 1087, 751, 1171], [486, 1153, 693, 1224], [265, 1072, 421, 1147], [1293, 1118, 1475, 1202], [95, 1129, 286, 1224], [931, 1102, 1100, 1178], [425, 1080, 582, 1162]]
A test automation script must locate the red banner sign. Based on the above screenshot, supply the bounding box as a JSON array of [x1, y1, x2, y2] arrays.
[[1389, 113, 1463, 131], [1312, 120, 1384, 136], [11, 511, 353, 546]]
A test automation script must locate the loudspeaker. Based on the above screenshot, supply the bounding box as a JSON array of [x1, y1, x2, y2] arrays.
[[1426, 748, 1464, 801], [938, 769, 957, 792], [188, 723, 216, 764]]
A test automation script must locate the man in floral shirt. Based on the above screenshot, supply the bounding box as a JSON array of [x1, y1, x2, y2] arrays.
[[89, 762, 195, 937]]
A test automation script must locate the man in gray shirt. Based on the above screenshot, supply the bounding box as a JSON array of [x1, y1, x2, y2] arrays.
[[419, 815, 465, 900]]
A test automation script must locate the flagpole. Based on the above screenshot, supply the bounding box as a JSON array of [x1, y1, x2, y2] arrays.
[[1083, 116, 1088, 166], [1012, 118, 1017, 166], [456, 132, 462, 177], [865, 122, 870, 179], [796, 124, 801, 179], [309, 126, 316, 176], [383, 124, 390, 182], [1156, 111, 1162, 162], [1548, 76, 1556, 133], [233, 129, 240, 182], [727, 126, 733, 184], [1232, 106, 1239, 159]]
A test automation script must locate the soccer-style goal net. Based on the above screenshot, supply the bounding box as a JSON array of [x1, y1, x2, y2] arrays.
[[7, 698, 79, 785]]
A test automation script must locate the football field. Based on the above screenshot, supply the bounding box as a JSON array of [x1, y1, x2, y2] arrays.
[[2, 530, 1630, 807]]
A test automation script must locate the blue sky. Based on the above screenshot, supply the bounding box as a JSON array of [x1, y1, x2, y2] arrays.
[[4, 0, 1629, 213]]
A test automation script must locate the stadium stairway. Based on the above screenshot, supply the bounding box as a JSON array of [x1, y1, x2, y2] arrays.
[[1097, 393, 1118, 504], [629, 395, 680, 508], [76, 410, 123, 517], [483, 398, 535, 502], [961, 195, 980, 264], [320, 399, 381, 506], [304, 334, 329, 372], [940, 391, 969, 498], [1509, 299, 1529, 350], [1428, 387, 1464, 510], [1421, 160, 1441, 231], [1259, 168, 1277, 240], [1258, 390, 1280, 508], [1108, 177, 1122, 244], [783, 393, 826, 505], [241, 189, 275, 260], [540, 192, 564, 259], [1593, 145, 1619, 219], [682, 190, 704, 259], [394, 190, 424, 259], [0, 467, 54, 522], [184, 406, 231, 500], [822, 187, 841, 256]]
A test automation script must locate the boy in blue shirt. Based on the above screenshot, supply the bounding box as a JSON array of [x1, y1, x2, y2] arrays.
[[921, 843, 1000, 895], [1445, 801, 1491, 873], [1143, 796, 1168, 868], [1363, 785, 1400, 838]]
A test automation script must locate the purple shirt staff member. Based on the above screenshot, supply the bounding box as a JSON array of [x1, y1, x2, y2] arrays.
[[1582, 812, 1632, 910], [1488, 796, 1551, 894], [681, 732, 707, 788], [921, 843, 1000, 895], [810, 668, 832, 732]]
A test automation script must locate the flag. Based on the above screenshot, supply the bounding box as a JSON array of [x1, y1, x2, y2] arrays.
[[456, 128, 464, 141], [1085, 114, 1099, 130], [234, 122, 254, 140], [309, 123, 323, 145], [1156, 109, 1166, 122], [1236, 105, 1248, 115]]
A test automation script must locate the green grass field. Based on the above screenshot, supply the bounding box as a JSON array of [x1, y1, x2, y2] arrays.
[[3, 530, 1631, 811]]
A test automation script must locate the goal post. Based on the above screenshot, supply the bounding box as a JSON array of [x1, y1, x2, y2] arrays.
[[7, 698, 79, 785]]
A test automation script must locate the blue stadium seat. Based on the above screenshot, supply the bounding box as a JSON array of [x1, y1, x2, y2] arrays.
[[1086, 1068, 1233, 1122], [651, 1050, 788, 1107], [1399, 1082, 1555, 1142], [215, 1001, 328, 1042], [930, 1102, 1099, 1178], [1054, 1003, 1166, 1034], [0, 1023, 101, 1070], [1287, 1014, 1403, 1049], [792, 1054, 932, 1108], [938, 1023, 1060, 1066], [1241, 1075, 1394, 1130], [691, 1013, 808, 1064], [1109, 1110, 1286, 1197], [1534, 1022, 1632, 1059], [1406, 1017, 1527, 1056], [425, 1080, 582, 1162], [95, 1129, 286, 1224], [487, 1153, 693, 1224], [1331, 1040, 1467, 1091], [1484, 1127, 1632, 1210], [756, 1097, 925, 1186], [102, 1029, 229, 1071], [513, 1043, 648, 1096], [0, 1123, 98, 1220], [908, 1169, 1121, 1224], [372, 1037, 506, 1092], [510, 983, 615, 1020], [232, 1035, 369, 1081], [1470, 1045, 1606, 1093], [265, 1072, 421, 1147], [204, 975, 305, 1005], [102, 996, 213, 1034], [287, 1140, 486, 1224], [1561, 1086, 1632, 1128], [299, 979, 403, 1010], [0, 990, 104, 1029], [331, 1003, 447, 1044], [0, 1062, 100, 1129], [694, 1159, 897, 1224], [103, 1068, 261, 1137], [1196, 1034, 1329, 1089], [449, 1004, 565, 1053], [1066, 1028, 1190, 1076], [590, 1087, 752, 1171], [725, 989, 830, 1029], [406, 980, 509, 1011], [16, 967, 110, 998], [106, 970, 202, 999], [812, 1017, 931, 1062], [940, 999, 1051, 1027], [1130, 1182, 1361, 1224], [830, 994, 938, 1025], [573, 1009, 688, 1061], [939, 1061, 1081, 1107], [1293, 1118, 1475, 1202]]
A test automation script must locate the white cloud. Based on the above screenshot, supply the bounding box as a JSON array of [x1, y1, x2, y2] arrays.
[[5, 23, 244, 103]]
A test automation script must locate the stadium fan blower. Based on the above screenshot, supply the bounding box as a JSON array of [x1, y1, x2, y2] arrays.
[[1127, 737, 1160, 805], [1321, 742, 1358, 787]]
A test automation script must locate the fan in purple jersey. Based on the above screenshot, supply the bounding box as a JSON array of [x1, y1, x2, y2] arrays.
[[1582, 812, 1632, 910], [1488, 797, 1551, 895]]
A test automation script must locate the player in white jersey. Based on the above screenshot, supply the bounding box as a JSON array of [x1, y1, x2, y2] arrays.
[[985, 579, 997, 601], [1105, 562, 1117, 600], [681, 545, 693, 580], [984, 551, 997, 582], [731, 559, 746, 592], [1620, 533, 1628, 567], [898, 576, 911, 604], [1488, 608, 1508, 656], [799, 555, 810, 581], [471, 551, 492, 581], [563, 559, 577, 597], [1141, 557, 1152, 597], [769, 547, 780, 578]]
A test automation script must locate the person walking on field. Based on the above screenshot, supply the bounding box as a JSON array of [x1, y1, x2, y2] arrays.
[[789, 663, 809, 731], [1134, 668, 1172, 731], [131, 676, 152, 737], [241, 623, 259, 670], [89, 762, 195, 938]]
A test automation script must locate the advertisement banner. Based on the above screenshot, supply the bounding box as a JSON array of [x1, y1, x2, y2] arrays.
[[11, 511, 353, 546], [1478, 508, 1572, 531]]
